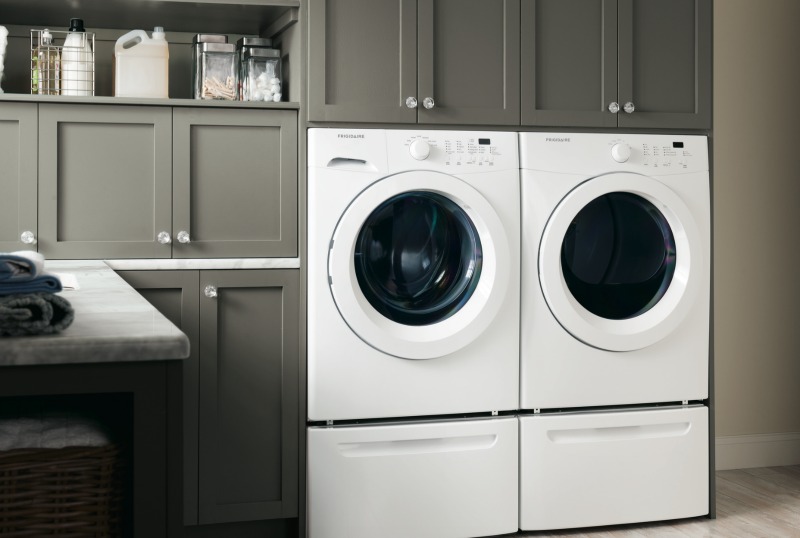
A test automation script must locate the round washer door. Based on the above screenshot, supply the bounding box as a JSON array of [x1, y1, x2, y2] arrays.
[[328, 170, 511, 359], [539, 172, 704, 352]]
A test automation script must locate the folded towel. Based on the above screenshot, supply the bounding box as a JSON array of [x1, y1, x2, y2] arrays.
[[0, 293, 74, 336], [0, 250, 62, 296], [0, 413, 110, 451]]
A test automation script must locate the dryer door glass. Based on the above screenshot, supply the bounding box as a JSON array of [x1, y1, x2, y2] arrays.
[[354, 191, 483, 326], [561, 192, 676, 320]]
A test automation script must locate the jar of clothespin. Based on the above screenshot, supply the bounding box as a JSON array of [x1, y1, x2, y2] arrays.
[[192, 34, 236, 100]]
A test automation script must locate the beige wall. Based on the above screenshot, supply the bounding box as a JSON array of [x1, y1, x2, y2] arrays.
[[714, 1, 800, 437]]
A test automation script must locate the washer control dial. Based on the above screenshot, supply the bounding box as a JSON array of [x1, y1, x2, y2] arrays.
[[409, 139, 431, 160], [611, 143, 632, 163]]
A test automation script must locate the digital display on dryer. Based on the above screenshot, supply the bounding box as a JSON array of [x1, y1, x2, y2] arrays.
[[478, 138, 491, 145]]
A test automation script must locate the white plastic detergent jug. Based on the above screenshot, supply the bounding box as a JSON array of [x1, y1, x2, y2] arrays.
[[114, 27, 169, 98]]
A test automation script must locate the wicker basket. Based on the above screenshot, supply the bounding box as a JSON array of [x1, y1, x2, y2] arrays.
[[0, 445, 124, 537]]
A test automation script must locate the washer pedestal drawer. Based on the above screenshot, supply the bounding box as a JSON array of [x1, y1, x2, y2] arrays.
[[520, 406, 708, 531], [308, 417, 518, 538]]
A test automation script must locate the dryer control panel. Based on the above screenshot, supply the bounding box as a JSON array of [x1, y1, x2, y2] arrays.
[[387, 130, 518, 173], [519, 133, 709, 175]]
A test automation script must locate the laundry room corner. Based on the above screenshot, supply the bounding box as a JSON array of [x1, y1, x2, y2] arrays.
[[713, 0, 800, 470]]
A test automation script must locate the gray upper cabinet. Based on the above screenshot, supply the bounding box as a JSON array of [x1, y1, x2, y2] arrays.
[[521, 0, 711, 129], [309, 0, 520, 125], [173, 109, 298, 258], [0, 103, 37, 252], [38, 104, 173, 259]]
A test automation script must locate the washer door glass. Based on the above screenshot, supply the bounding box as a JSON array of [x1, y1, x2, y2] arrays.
[[355, 191, 482, 326], [538, 172, 704, 352], [561, 192, 676, 320], [328, 170, 511, 360]]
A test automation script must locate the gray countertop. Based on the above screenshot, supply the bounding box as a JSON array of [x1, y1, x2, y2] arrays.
[[0, 260, 189, 366]]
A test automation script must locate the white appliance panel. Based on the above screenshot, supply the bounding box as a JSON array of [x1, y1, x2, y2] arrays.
[[308, 418, 519, 538], [519, 407, 709, 530]]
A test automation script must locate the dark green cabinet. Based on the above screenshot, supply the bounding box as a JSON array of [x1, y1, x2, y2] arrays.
[[309, 0, 520, 125], [36, 104, 297, 260], [0, 103, 37, 252], [117, 269, 300, 527], [521, 0, 711, 129]]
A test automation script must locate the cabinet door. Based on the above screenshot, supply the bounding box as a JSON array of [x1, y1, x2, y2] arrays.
[[173, 109, 298, 258], [38, 104, 172, 259], [308, 0, 418, 123], [0, 103, 37, 252], [115, 270, 201, 526], [520, 0, 618, 127], [198, 270, 299, 524], [618, 0, 712, 128], [418, 0, 520, 125]]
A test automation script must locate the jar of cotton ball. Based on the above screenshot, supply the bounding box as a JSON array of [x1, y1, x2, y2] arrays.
[[237, 38, 282, 102]]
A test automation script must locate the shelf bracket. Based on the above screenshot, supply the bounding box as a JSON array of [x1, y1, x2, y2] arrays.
[[261, 8, 298, 40]]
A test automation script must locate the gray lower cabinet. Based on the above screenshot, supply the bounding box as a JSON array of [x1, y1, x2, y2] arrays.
[[36, 104, 297, 260], [308, 0, 520, 125], [0, 103, 37, 252], [117, 269, 300, 527], [521, 0, 711, 129]]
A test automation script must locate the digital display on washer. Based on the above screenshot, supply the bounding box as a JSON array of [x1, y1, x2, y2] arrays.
[[673, 142, 684, 148], [479, 138, 491, 145]]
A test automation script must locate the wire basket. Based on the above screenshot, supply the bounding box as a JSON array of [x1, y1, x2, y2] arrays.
[[30, 29, 95, 96], [0, 445, 125, 536]]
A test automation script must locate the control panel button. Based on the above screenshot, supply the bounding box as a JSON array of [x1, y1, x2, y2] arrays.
[[611, 143, 632, 163], [409, 139, 431, 160]]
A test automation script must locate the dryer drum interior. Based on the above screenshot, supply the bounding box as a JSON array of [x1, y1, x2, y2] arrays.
[[354, 191, 483, 326], [561, 192, 676, 320]]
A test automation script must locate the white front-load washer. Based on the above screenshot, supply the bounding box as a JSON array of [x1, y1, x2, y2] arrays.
[[520, 132, 710, 410], [308, 128, 520, 421], [307, 129, 520, 538]]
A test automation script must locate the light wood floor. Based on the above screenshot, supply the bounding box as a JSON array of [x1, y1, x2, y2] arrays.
[[511, 465, 800, 537]]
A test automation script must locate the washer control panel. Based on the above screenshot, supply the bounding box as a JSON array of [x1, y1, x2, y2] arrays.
[[388, 130, 517, 172], [519, 133, 708, 175]]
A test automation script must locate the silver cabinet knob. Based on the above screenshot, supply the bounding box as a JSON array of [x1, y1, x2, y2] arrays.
[[177, 230, 191, 244], [20, 230, 37, 245], [157, 231, 172, 244], [204, 285, 217, 299], [608, 102, 620, 114], [422, 97, 435, 109], [623, 101, 635, 114], [406, 96, 418, 109]]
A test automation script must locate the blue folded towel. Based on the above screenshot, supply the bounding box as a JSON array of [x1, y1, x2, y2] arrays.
[[0, 251, 62, 296]]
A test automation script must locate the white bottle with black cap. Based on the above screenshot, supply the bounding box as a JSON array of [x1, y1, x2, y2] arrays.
[[62, 18, 93, 96]]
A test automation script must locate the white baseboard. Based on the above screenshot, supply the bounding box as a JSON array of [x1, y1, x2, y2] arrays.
[[716, 432, 800, 470]]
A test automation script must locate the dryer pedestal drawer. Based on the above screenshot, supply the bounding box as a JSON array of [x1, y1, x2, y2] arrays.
[[308, 417, 518, 538], [519, 406, 708, 531]]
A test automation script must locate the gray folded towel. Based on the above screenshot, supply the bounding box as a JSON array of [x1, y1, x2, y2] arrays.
[[0, 250, 62, 296], [0, 292, 74, 336]]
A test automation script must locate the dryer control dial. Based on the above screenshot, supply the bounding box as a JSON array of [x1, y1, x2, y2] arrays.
[[409, 139, 431, 160], [611, 143, 632, 163]]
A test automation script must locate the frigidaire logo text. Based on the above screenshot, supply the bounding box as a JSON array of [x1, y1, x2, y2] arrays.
[[545, 137, 571, 142], [338, 134, 365, 139]]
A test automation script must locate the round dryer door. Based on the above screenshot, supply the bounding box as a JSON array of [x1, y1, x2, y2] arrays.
[[328, 170, 511, 359], [539, 172, 704, 352]]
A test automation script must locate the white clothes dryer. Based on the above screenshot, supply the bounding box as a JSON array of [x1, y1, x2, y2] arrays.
[[520, 133, 710, 409], [308, 128, 520, 421]]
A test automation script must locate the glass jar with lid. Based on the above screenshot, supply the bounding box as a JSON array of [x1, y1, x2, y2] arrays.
[[236, 37, 282, 102], [193, 34, 237, 100]]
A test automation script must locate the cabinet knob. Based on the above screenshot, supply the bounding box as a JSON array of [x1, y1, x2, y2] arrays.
[[623, 101, 635, 114], [20, 230, 37, 245], [156, 231, 172, 244], [608, 102, 620, 114], [406, 96, 418, 109], [177, 230, 191, 244], [204, 285, 218, 299], [422, 97, 435, 110]]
